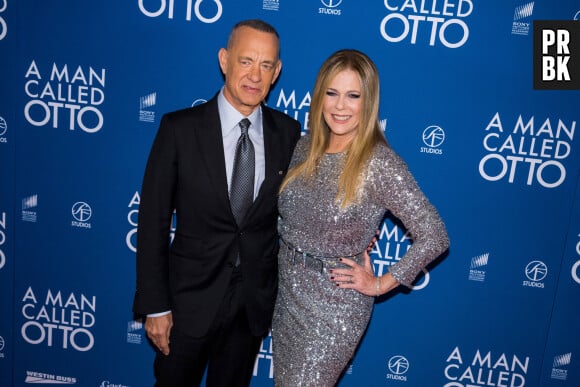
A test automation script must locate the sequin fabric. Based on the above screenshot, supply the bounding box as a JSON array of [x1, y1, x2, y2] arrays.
[[272, 136, 449, 386]]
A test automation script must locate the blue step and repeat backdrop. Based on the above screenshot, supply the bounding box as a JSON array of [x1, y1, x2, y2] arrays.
[[1, 1, 579, 386]]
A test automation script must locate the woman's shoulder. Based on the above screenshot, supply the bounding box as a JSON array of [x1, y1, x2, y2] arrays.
[[369, 141, 409, 172], [294, 133, 310, 152]]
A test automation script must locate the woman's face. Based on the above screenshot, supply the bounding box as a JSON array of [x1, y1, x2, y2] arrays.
[[322, 69, 362, 147]]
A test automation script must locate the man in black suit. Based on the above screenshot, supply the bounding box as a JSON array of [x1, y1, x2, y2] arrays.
[[133, 19, 301, 386]]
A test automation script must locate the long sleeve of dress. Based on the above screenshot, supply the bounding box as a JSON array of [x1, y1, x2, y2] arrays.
[[367, 144, 450, 287]]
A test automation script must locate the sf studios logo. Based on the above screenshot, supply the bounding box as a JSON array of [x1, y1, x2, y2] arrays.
[[319, 0, 342, 16], [138, 0, 223, 23], [71, 202, 92, 229], [420, 125, 445, 155], [523, 260, 548, 288], [387, 355, 410, 381]]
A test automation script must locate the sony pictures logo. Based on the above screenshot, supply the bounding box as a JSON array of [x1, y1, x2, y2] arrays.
[[71, 201, 92, 229], [512, 2, 534, 36], [551, 352, 571, 381], [387, 355, 410, 381], [523, 260, 547, 288], [319, 0, 342, 16], [139, 92, 157, 123], [469, 253, 489, 282], [262, 0, 279, 11], [127, 319, 144, 345], [420, 125, 445, 155], [22, 194, 38, 223]]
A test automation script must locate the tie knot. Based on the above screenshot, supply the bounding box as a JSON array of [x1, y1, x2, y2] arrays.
[[239, 118, 251, 135]]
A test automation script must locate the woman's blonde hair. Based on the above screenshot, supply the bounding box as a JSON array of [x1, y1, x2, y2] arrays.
[[280, 49, 387, 207]]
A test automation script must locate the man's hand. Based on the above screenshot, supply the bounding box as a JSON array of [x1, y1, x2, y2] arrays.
[[145, 313, 173, 355]]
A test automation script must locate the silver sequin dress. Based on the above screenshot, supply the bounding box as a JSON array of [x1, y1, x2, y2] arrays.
[[272, 135, 450, 386]]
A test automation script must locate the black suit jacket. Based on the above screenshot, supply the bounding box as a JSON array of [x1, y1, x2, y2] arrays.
[[133, 96, 301, 337]]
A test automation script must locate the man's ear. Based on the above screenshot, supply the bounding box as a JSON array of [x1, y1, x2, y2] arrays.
[[272, 60, 282, 84], [218, 48, 228, 74]]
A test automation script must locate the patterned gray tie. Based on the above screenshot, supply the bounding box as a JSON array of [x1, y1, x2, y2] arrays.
[[229, 118, 255, 226]]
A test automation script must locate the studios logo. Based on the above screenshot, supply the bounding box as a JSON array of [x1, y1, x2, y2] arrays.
[[420, 125, 445, 155], [319, 0, 342, 16], [523, 260, 547, 288], [138, 0, 223, 24], [380, 0, 473, 48], [533, 20, 580, 90], [21, 286, 96, 351], [479, 112, 575, 189], [71, 201, 92, 229], [24, 60, 106, 133], [387, 355, 410, 381]]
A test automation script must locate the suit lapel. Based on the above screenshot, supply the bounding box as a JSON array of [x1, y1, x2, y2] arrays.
[[194, 98, 231, 209], [253, 106, 284, 206]]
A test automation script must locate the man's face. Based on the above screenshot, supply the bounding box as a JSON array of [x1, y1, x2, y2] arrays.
[[218, 26, 282, 116]]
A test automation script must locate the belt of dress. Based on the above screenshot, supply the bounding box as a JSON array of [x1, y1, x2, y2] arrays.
[[280, 237, 362, 274]]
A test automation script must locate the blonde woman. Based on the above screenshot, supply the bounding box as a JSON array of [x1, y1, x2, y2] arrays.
[[272, 49, 450, 386]]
